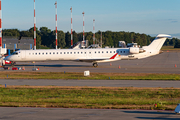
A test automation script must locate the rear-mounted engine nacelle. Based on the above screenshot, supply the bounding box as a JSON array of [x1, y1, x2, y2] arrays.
[[129, 47, 139, 54], [129, 47, 145, 54]]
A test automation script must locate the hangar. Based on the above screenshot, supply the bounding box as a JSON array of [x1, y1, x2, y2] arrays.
[[2, 36, 33, 53]]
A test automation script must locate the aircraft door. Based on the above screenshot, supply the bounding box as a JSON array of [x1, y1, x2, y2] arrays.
[[21, 51, 26, 60], [86, 50, 92, 58], [84, 50, 87, 58], [17, 51, 20, 58]]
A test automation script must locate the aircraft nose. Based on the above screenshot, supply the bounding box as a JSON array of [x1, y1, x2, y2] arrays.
[[4, 56, 11, 61]]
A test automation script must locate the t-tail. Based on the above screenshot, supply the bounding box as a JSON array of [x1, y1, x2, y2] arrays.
[[144, 34, 171, 51]]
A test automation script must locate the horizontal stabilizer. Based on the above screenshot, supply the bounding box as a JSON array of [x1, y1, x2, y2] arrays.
[[156, 34, 171, 39]]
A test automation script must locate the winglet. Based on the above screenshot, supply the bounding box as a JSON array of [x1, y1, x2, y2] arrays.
[[110, 53, 118, 59]]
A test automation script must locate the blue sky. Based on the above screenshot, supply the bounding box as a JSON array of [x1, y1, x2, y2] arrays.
[[1, 0, 180, 36]]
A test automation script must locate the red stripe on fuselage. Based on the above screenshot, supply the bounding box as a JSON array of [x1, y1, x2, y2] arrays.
[[110, 53, 118, 59]]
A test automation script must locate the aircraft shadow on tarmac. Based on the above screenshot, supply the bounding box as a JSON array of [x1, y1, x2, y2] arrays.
[[123, 111, 179, 120], [136, 117, 179, 120], [123, 111, 175, 115]]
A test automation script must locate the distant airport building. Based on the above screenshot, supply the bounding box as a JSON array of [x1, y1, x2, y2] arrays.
[[2, 36, 33, 51]]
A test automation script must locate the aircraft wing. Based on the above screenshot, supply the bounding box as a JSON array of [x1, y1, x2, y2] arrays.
[[77, 58, 105, 63], [76, 53, 120, 63]]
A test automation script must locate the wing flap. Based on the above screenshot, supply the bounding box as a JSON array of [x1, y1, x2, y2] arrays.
[[76, 53, 120, 63]]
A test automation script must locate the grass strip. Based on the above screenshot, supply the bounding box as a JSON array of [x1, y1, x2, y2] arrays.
[[161, 46, 180, 51], [0, 85, 180, 110], [1, 71, 180, 80]]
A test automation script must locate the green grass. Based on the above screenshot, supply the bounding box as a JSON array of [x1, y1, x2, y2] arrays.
[[161, 46, 180, 50], [1, 71, 180, 80], [0, 86, 180, 110]]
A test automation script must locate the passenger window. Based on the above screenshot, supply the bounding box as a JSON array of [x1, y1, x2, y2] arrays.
[[60, 52, 62, 54], [33, 53, 34, 55], [114, 51, 115, 53], [85, 52, 86, 54], [39, 53, 40, 55], [102, 51, 103, 53], [78, 52, 79, 54], [106, 51, 108, 53], [35, 53, 37, 55], [74, 52, 76, 54], [46, 52, 48, 55], [81, 52, 83, 54], [95, 51, 96, 54], [57, 52, 58, 54], [50, 52, 51, 54], [124, 51, 125, 53], [89, 52, 91, 54], [42, 53, 44, 55], [29, 53, 31, 55], [121, 51, 122, 53], [53, 52, 55, 54], [98, 51, 100, 53], [70, 52, 72, 54], [64, 52, 66, 54]]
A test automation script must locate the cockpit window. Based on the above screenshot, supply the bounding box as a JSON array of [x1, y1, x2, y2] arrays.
[[12, 52, 18, 55]]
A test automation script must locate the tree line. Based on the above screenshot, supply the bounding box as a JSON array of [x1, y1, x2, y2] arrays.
[[2, 27, 180, 49]]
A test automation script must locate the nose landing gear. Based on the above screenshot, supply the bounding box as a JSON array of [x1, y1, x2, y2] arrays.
[[11, 62, 15, 67]]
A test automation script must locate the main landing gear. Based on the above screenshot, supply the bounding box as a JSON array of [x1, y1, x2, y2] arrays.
[[93, 62, 98, 67]]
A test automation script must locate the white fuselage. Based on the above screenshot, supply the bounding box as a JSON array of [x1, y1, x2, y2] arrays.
[[5, 47, 159, 62]]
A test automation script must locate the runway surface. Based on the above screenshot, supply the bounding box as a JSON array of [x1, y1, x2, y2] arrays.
[[2, 51, 180, 74], [1, 79, 180, 88], [1, 107, 180, 120]]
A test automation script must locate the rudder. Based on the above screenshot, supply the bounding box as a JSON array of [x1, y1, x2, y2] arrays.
[[146, 34, 171, 51]]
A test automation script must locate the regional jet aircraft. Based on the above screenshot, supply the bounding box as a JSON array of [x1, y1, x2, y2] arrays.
[[4, 34, 171, 67]]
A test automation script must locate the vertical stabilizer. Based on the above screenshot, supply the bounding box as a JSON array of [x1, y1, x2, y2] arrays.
[[146, 34, 171, 51]]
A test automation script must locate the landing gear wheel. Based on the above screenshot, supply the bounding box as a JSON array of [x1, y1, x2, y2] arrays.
[[11, 62, 15, 67], [93, 63, 98, 67]]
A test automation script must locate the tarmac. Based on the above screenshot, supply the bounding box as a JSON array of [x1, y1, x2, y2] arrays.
[[1, 79, 180, 88], [1, 107, 180, 120]]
